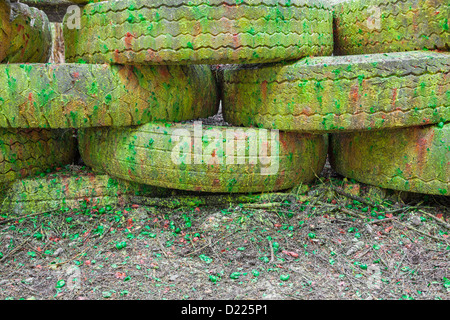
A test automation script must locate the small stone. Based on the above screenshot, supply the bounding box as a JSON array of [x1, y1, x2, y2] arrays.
[[53, 248, 64, 256], [411, 216, 422, 226], [24, 277, 34, 284], [346, 241, 365, 256], [129, 207, 149, 220], [169, 275, 179, 281]]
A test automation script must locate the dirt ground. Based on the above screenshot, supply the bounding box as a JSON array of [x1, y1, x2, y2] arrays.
[[0, 159, 449, 301]]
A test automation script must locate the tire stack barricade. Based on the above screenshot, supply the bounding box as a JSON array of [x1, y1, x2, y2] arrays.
[[328, 0, 449, 196], [67, 0, 331, 194], [223, 0, 449, 196], [0, 0, 333, 214], [3, 0, 444, 214], [0, 0, 76, 213]]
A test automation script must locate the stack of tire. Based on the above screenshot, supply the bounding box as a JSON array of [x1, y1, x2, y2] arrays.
[[61, 0, 332, 194], [2, 0, 447, 216], [0, 0, 75, 185], [222, 0, 449, 196]]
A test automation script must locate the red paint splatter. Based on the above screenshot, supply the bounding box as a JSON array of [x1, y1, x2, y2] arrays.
[[124, 32, 134, 48], [279, 136, 288, 149], [232, 33, 240, 48], [261, 80, 268, 100], [349, 85, 359, 104], [301, 106, 313, 116], [404, 163, 412, 177], [282, 251, 299, 258], [212, 179, 220, 187], [391, 88, 398, 107], [127, 218, 133, 228], [415, 132, 434, 171], [114, 49, 120, 63], [157, 66, 170, 79]]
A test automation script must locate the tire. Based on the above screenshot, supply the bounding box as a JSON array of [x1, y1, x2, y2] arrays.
[[329, 123, 450, 196], [0, 63, 218, 128], [0, 0, 12, 62], [0, 165, 170, 214], [21, 0, 100, 4], [223, 51, 450, 133], [78, 122, 328, 193], [3, 2, 52, 63], [333, 0, 450, 55], [0, 128, 75, 184], [63, 0, 334, 65]]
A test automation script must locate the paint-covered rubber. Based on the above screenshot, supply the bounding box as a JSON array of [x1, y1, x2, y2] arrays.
[[223, 51, 450, 133], [330, 123, 450, 196], [0, 128, 75, 184], [0, 63, 218, 128], [63, 0, 333, 65], [78, 122, 328, 193], [333, 0, 450, 55], [0, 165, 170, 215], [0, 0, 12, 62], [3, 2, 52, 63]]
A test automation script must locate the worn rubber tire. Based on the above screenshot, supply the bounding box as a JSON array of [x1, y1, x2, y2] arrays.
[[78, 122, 328, 193], [333, 0, 450, 55], [0, 128, 75, 184], [0, 0, 12, 62], [3, 2, 52, 63], [0, 165, 169, 215], [63, 0, 333, 65], [0, 63, 218, 128], [330, 123, 450, 196], [223, 51, 450, 133]]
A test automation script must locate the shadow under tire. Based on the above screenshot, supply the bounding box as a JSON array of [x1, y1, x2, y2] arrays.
[[78, 122, 328, 193]]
